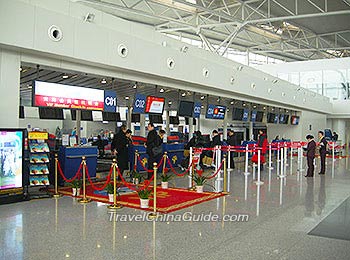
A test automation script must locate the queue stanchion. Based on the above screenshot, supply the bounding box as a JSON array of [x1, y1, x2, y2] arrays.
[[162, 152, 167, 176], [296, 147, 301, 181], [285, 143, 289, 167], [53, 154, 62, 198], [252, 163, 256, 180], [290, 146, 293, 176], [148, 163, 158, 220], [78, 156, 91, 204], [332, 142, 335, 162], [107, 159, 123, 210], [134, 150, 138, 171], [277, 143, 280, 162], [227, 145, 231, 170], [188, 147, 193, 189], [300, 146, 304, 172], [223, 154, 229, 194], [254, 149, 264, 186], [243, 145, 250, 201], [284, 144, 288, 184], [268, 144, 273, 170]]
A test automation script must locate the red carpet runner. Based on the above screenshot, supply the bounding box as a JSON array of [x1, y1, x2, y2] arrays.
[[57, 184, 226, 213]]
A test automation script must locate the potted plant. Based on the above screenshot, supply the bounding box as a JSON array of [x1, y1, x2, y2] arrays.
[[193, 169, 207, 193], [105, 183, 115, 203], [137, 181, 152, 208], [160, 171, 172, 189], [130, 170, 142, 185], [69, 179, 82, 196]]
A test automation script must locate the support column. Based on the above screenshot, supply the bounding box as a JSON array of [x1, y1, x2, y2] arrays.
[[126, 104, 132, 130], [223, 111, 228, 141], [249, 121, 254, 140], [188, 117, 194, 138], [0, 49, 20, 128], [165, 110, 170, 135], [76, 110, 81, 144], [140, 114, 146, 137], [333, 119, 346, 144]]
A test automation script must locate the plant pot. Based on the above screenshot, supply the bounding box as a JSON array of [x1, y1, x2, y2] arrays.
[[161, 181, 168, 189], [133, 178, 140, 185], [140, 198, 149, 209], [72, 188, 80, 196], [108, 194, 114, 203], [196, 185, 204, 193]]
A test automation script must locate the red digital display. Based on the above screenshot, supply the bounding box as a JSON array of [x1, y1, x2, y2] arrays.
[[145, 96, 165, 114]]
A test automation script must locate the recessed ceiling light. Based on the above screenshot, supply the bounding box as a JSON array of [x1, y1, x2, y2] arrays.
[[253, 105, 257, 108], [251, 83, 256, 89], [27, 85, 32, 89], [125, 96, 129, 100], [201, 105, 204, 108], [181, 93, 186, 97], [272, 108, 274, 111], [217, 98, 220, 102], [168, 101, 172, 105], [268, 88, 272, 93], [62, 75, 69, 79], [200, 96, 205, 100], [263, 107, 266, 110], [243, 103, 246, 106], [19, 67, 22, 72], [286, 110, 289, 113], [160, 88, 164, 93], [101, 79, 107, 84], [227, 108, 230, 112], [230, 101, 234, 105]]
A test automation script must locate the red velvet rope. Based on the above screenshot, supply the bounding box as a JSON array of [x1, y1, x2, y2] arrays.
[[137, 155, 164, 172], [207, 159, 225, 179], [85, 164, 113, 191], [57, 161, 82, 183], [115, 165, 154, 192], [166, 157, 193, 177]]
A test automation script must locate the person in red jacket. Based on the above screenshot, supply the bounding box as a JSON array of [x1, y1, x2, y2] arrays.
[[252, 130, 268, 170]]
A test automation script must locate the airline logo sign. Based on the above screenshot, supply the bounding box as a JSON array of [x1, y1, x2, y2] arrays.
[[242, 109, 249, 122], [133, 94, 146, 113], [206, 104, 215, 119], [193, 102, 201, 118], [251, 110, 257, 122], [104, 91, 117, 112], [33, 81, 104, 110]]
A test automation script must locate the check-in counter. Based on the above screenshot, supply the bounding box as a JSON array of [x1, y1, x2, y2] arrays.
[[128, 143, 184, 172], [58, 146, 98, 182]]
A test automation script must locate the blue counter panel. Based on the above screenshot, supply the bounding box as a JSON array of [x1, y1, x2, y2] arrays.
[[58, 146, 98, 180], [128, 143, 184, 172]]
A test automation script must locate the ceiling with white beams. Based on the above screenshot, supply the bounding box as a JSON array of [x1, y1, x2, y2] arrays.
[[75, 0, 350, 61]]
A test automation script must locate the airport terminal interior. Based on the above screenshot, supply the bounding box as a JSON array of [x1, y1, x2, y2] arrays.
[[0, 0, 350, 259]]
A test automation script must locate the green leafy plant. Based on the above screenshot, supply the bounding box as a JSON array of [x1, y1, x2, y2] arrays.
[[160, 173, 172, 182], [137, 188, 152, 199], [105, 183, 114, 194], [68, 179, 82, 189], [193, 169, 208, 186], [137, 180, 152, 199], [130, 170, 142, 182]]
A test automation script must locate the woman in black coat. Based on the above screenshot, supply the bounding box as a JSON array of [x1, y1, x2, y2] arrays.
[[305, 134, 316, 177], [145, 123, 162, 179]]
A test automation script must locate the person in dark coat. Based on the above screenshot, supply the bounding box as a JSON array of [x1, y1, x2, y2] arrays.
[[227, 130, 237, 169], [200, 130, 221, 168], [145, 123, 162, 179], [305, 134, 316, 177], [95, 135, 105, 158], [111, 125, 129, 175], [332, 132, 338, 142], [318, 131, 327, 175]]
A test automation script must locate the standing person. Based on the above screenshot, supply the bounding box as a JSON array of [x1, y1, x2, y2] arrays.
[[227, 130, 237, 169], [332, 131, 338, 142], [253, 130, 268, 170], [304, 135, 316, 177], [145, 123, 162, 179], [318, 131, 327, 175], [200, 130, 221, 168], [159, 129, 166, 143], [95, 135, 105, 158], [111, 125, 129, 176]]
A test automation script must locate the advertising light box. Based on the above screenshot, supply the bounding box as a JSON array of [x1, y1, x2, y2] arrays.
[[145, 96, 165, 114], [33, 81, 117, 112], [0, 129, 24, 192], [206, 104, 226, 119]]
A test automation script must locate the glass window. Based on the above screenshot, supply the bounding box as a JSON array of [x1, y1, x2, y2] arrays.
[[323, 69, 347, 84]]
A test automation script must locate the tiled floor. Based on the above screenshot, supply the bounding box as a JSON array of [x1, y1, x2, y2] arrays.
[[1, 156, 350, 260]]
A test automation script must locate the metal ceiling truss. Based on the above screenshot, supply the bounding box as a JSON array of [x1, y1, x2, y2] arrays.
[[75, 0, 350, 60]]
